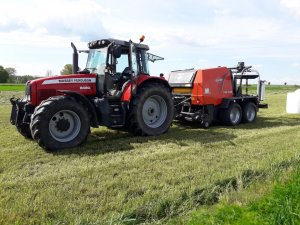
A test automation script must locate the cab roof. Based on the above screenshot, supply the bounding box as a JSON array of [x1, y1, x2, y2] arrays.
[[88, 38, 149, 51]]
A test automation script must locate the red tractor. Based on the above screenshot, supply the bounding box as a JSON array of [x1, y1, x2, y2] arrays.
[[168, 62, 267, 128], [10, 37, 174, 150]]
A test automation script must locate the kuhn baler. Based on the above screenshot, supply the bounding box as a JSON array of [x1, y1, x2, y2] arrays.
[[168, 62, 267, 128]]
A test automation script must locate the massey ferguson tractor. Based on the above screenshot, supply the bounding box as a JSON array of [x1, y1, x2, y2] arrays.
[[168, 62, 267, 128], [10, 37, 174, 150]]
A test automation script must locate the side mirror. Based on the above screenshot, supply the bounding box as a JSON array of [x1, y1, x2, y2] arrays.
[[112, 45, 122, 58]]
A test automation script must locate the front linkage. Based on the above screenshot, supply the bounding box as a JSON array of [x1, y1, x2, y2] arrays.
[[10, 97, 34, 139]]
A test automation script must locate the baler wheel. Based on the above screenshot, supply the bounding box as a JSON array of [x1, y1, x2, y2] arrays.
[[242, 102, 257, 123], [201, 120, 210, 129], [221, 103, 242, 126], [128, 83, 174, 135], [30, 96, 90, 150]]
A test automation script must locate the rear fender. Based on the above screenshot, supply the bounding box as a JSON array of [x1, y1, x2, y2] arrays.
[[121, 76, 171, 102]]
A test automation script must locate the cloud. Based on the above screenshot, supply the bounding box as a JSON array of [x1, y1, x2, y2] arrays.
[[252, 64, 263, 69], [281, 0, 300, 18], [0, 0, 110, 44]]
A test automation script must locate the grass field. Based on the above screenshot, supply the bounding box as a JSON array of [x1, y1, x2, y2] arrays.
[[0, 84, 25, 91], [0, 85, 300, 224], [173, 165, 300, 225]]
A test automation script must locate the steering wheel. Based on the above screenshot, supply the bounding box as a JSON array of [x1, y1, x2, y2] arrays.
[[122, 67, 131, 77]]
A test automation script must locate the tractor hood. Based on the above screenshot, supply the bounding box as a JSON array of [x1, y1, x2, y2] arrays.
[[28, 74, 97, 106]]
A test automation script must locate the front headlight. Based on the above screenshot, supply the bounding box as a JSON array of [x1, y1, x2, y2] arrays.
[[25, 81, 31, 101]]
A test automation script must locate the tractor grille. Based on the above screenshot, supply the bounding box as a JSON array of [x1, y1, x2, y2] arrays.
[[25, 82, 31, 101], [25, 82, 31, 95]]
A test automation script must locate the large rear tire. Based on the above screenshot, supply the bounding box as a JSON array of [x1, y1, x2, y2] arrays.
[[242, 102, 257, 123], [221, 103, 242, 126], [30, 96, 90, 151], [128, 83, 174, 135]]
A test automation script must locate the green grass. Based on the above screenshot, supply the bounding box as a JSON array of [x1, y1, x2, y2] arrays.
[[176, 165, 300, 225], [245, 84, 300, 95], [0, 84, 25, 91], [0, 86, 300, 224]]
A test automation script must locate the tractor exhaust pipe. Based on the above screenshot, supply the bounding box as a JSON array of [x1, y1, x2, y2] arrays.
[[71, 42, 79, 74]]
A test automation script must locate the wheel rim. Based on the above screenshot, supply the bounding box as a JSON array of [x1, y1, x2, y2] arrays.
[[142, 95, 167, 128], [230, 107, 241, 124], [246, 105, 256, 121], [49, 110, 81, 142]]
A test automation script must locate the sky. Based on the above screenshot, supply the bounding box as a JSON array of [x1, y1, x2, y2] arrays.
[[1, 0, 300, 84]]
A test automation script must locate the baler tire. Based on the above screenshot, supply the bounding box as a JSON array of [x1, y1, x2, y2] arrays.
[[242, 102, 257, 123], [30, 96, 90, 151], [201, 120, 210, 129], [221, 103, 242, 126], [128, 83, 174, 136], [16, 123, 32, 139]]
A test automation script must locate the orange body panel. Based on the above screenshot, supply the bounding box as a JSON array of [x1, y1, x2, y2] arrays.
[[191, 67, 234, 106]]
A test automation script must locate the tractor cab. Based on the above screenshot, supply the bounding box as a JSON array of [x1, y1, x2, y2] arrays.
[[80, 38, 163, 98]]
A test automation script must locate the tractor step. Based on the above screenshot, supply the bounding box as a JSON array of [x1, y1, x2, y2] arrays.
[[94, 98, 126, 127], [108, 102, 125, 126], [180, 112, 194, 115]]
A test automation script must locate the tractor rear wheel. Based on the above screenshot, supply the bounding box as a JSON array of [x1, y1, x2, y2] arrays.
[[128, 83, 174, 135], [221, 103, 242, 126], [242, 102, 257, 123], [30, 96, 90, 150]]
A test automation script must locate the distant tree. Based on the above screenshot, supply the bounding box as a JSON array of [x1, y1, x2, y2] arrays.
[[18, 75, 38, 83], [268, 82, 271, 85], [5, 67, 17, 83], [284, 82, 287, 85], [0, 66, 9, 83], [60, 64, 73, 75], [5, 67, 16, 76]]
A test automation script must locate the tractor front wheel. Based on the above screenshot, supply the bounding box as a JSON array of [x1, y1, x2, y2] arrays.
[[128, 83, 174, 135], [30, 96, 90, 150]]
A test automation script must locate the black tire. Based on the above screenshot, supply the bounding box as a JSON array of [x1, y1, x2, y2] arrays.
[[128, 83, 174, 136], [16, 123, 32, 139], [242, 102, 257, 123], [30, 96, 90, 150], [220, 103, 242, 126], [201, 120, 211, 129]]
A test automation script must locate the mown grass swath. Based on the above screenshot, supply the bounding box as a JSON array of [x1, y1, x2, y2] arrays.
[[0, 85, 300, 224], [177, 164, 300, 225]]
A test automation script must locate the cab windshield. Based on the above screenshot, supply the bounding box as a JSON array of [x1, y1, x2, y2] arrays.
[[86, 47, 108, 74]]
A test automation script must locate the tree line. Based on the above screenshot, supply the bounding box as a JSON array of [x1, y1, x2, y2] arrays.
[[0, 64, 73, 84]]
